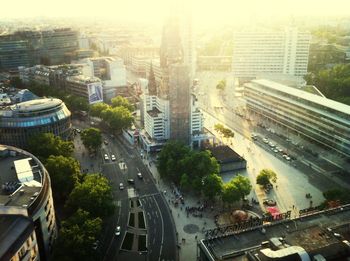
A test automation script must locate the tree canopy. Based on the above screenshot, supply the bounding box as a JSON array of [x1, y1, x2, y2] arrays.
[[256, 169, 277, 186], [214, 123, 234, 138], [81, 128, 102, 152], [45, 156, 81, 200], [65, 174, 115, 218], [216, 79, 226, 91], [27, 133, 73, 160], [111, 96, 134, 112], [53, 209, 102, 261], [202, 173, 223, 199], [222, 175, 251, 203], [323, 188, 350, 204]]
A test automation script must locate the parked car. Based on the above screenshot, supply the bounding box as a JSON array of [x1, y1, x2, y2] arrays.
[[137, 173, 143, 179], [115, 226, 121, 236], [263, 199, 277, 206], [127, 179, 135, 184], [119, 183, 124, 190], [263, 138, 269, 144], [111, 154, 116, 161], [104, 140, 108, 145], [104, 154, 109, 161], [92, 240, 100, 250]]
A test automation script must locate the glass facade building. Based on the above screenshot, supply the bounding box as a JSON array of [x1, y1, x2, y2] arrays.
[[244, 79, 350, 157], [0, 98, 71, 148]]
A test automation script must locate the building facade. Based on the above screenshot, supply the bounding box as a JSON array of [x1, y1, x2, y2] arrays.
[[0, 28, 78, 71], [244, 79, 350, 158], [232, 27, 310, 82], [0, 145, 57, 260], [0, 98, 72, 148]]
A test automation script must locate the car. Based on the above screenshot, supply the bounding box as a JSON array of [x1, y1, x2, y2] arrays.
[[285, 156, 291, 161], [76, 128, 81, 133], [119, 183, 124, 190], [127, 179, 135, 184], [104, 140, 108, 145], [115, 226, 121, 236], [273, 149, 278, 153], [137, 173, 143, 179], [263, 138, 269, 143], [268, 142, 275, 147], [92, 240, 100, 250], [263, 199, 277, 206], [104, 154, 109, 161], [111, 154, 116, 161], [276, 147, 283, 152]]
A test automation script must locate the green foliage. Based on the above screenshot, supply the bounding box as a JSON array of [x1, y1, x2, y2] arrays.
[[256, 169, 277, 186], [81, 128, 102, 152], [306, 64, 350, 105], [27, 133, 73, 160], [111, 96, 134, 112], [202, 173, 223, 199], [231, 175, 252, 200], [216, 79, 226, 91], [45, 156, 81, 200], [53, 209, 102, 261], [90, 102, 109, 117], [222, 175, 251, 204], [157, 142, 220, 190], [323, 188, 350, 204], [66, 174, 115, 218], [180, 173, 190, 190], [214, 123, 234, 138]]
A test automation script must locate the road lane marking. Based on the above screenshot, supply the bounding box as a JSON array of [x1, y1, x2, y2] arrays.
[[152, 195, 164, 261]]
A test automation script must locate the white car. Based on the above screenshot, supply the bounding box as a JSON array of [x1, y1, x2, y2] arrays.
[[137, 173, 143, 179], [263, 138, 269, 144], [111, 154, 116, 161], [115, 226, 121, 236], [119, 183, 124, 190], [104, 154, 109, 161]]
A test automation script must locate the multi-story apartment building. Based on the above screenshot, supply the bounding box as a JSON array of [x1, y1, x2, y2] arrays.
[[116, 44, 159, 66], [244, 79, 350, 158], [0, 215, 39, 261], [0, 28, 78, 71], [0, 96, 72, 148], [0, 145, 57, 260], [65, 75, 103, 104], [232, 27, 310, 82]]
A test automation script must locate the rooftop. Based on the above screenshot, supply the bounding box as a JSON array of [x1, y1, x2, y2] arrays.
[[251, 79, 350, 116], [0, 145, 43, 209], [200, 205, 350, 260], [207, 145, 246, 164]]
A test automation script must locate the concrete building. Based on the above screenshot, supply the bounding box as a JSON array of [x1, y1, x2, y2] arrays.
[[0, 96, 71, 148], [232, 27, 310, 83], [0, 145, 57, 260], [244, 79, 350, 158], [79, 57, 127, 101], [198, 205, 350, 261], [65, 75, 103, 104], [0, 28, 78, 71], [116, 44, 159, 66], [0, 215, 39, 261]]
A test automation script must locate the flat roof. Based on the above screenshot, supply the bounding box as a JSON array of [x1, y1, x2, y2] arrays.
[[251, 79, 350, 116], [201, 206, 350, 260], [10, 98, 62, 113], [207, 145, 245, 163], [0, 146, 43, 208]]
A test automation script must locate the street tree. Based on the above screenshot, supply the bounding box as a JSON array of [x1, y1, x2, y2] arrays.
[[81, 128, 102, 152], [222, 182, 241, 204], [45, 156, 81, 200], [202, 173, 223, 200], [256, 169, 277, 186], [323, 188, 350, 204], [111, 96, 134, 112], [53, 209, 102, 261], [231, 175, 252, 200], [65, 174, 115, 218], [180, 173, 190, 190], [90, 102, 109, 117], [216, 79, 226, 91], [27, 133, 73, 160]]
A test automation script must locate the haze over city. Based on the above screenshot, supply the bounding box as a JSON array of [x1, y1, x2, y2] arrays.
[[1, 1, 350, 261]]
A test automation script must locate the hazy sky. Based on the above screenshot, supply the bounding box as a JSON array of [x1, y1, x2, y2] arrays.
[[3, 0, 350, 24]]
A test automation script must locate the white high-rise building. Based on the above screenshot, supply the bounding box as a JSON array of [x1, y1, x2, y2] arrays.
[[232, 27, 310, 81]]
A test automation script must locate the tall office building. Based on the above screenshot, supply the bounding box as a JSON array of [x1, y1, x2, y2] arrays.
[[232, 27, 310, 82], [0, 28, 78, 71]]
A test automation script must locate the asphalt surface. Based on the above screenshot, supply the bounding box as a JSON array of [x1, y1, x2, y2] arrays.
[[101, 134, 177, 261]]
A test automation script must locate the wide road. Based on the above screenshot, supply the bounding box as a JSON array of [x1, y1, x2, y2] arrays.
[[103, 134, 177, 261]]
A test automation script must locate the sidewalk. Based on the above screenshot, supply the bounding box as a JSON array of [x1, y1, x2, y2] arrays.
[[141, 155, 217, 261]]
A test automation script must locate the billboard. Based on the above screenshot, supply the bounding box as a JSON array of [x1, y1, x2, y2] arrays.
[[87, 82, 103, 104]]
